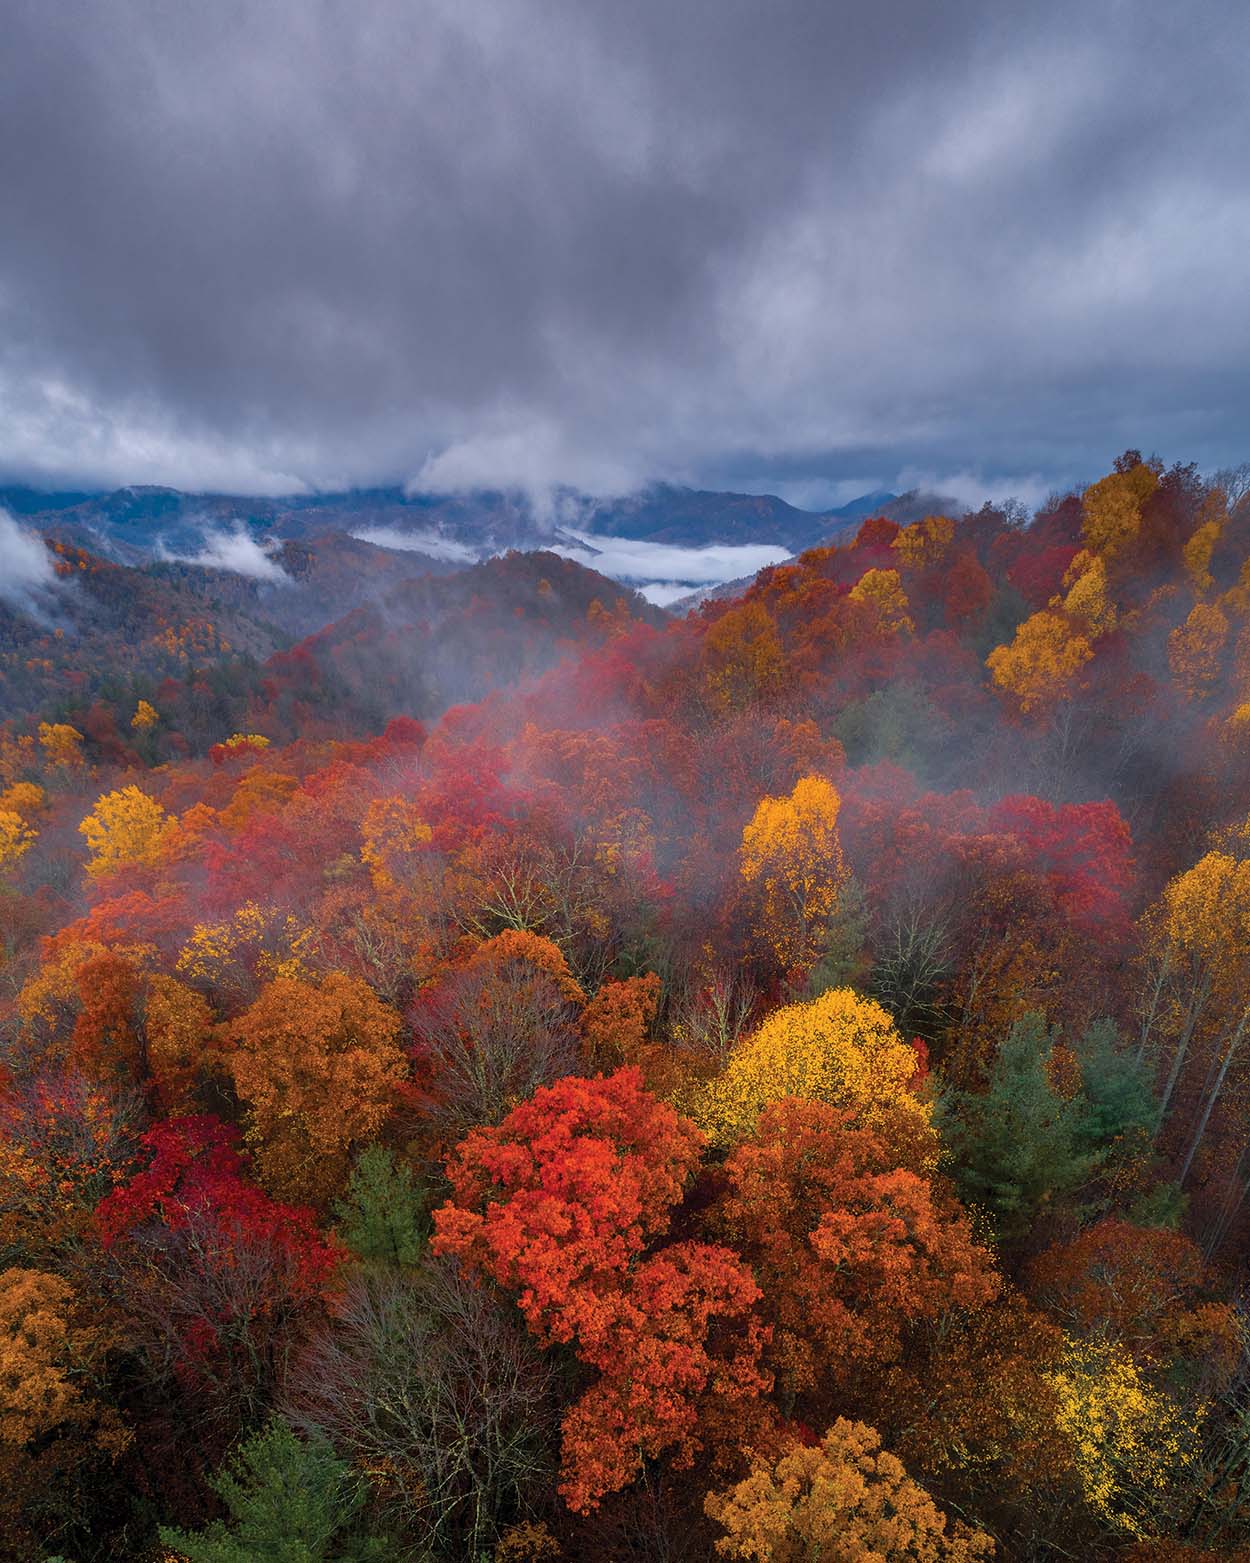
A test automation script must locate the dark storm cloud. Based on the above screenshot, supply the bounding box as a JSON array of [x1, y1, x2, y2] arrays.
[[1, 0, 1248, 500]]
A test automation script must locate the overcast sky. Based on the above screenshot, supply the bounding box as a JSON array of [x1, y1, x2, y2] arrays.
[[2, 0, 1248, 508]]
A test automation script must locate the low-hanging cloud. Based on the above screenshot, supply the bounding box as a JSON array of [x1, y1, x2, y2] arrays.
[[351, 526, 478, 564], [549, 531, 792, 588], [167, 527, 291, 583], [0, 508, 61, 612], [2, 0, 1249, 503]]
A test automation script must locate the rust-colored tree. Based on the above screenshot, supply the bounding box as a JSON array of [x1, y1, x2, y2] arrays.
[[433, 1069, 770, 1511], [714, 1098, 997, 1406]]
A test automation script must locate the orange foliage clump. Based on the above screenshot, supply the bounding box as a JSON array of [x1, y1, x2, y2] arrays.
[[716, 1098, 997, 1398], [144, 974, 218, 1114], [0, 1267, 128, 1453], [434, 1069, 769, 1511], [704, 1418, 994, 1561], [1028, 1218, 1239, 1378], [580, 972, 662, 1074], [228, 972, 407, 1202]]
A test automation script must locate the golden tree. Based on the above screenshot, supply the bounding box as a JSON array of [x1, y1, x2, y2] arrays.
[[690, 987, 930, 1149], [0, 1267, 128, 1452], [701, 601, 788, 715], [0, 810, 34, 876], [892, 515, 955, 572], [1168, 602, 1229, 700], [986, 610, 1094, 715], [228, 971, 407, 1202], [1047, 1337, 1202, 1538], [848, 568, 914, 635], [1081, 461, 1159, 560], [739, 775, 849, 973], [1138, 842, 1250, 1185], [78, 785, 174, 879], [37, 722, 85, 773], [704, 1418, 994, 1561], [360, 795, 434, 890]]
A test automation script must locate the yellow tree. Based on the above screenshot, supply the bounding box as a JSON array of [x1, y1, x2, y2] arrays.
[[1061, 553, 1117, 636], [691, 986, 931, 1150], [1081, 461, 1159, 561], [78, 786, 174, 879], [892, 515, 955, 572], [1183, 492, 1227, 597], [228, 971, 407, 1202], [986, 610, 1094, 715], [739, 775, 849, 973], [1138, 842, 1250, 1185], [129, 700, 159, 732], [848, 568, 914, 635], [0, 810, 34, 876], [1168, 602, 1229, 700], [704, 1418, 994, 1561], [360, 795, 434, 890], [700, 601, 788, 715], [0, 782, 45, 820], [1047, 1337, 1201, 1538], [37, 722, 85, 774]]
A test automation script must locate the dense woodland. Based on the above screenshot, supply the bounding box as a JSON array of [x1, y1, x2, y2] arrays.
[[6, 452, 1250, 1560]]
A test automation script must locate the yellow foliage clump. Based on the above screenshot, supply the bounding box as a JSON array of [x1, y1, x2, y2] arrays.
[[892, 514, 955, 572], [1081, 462, 1158, 560], [0, 810, 34, 875], [690, 987, 930, 1147], [222, 731, 270, 752], [1183, 519, 1222, 598], [704, 1418, 995, 1561], [361, 795, 434, 889], [701, 601, 788, 714], [78, 785, 174, 879], [1168, 601, 1229, 700], [176, 901, 312, 999], [37, 722, 85, 771], [739, 775, 849, 973], [849, 568, 914, 635], [129, 700, 159, 731], [217, 769, 299, 833], [0, 782, 46, 820], [986, 610, 1094, 714], [1047, 1336, 1201, 1537], [1061, 553, 1117, 637]]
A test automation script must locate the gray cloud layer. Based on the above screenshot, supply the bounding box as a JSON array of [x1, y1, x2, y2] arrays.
[[2, 0, 1248, 501]]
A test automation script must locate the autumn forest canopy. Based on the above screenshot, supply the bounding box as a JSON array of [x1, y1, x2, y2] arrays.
[[8, 452, 1250, 1561]]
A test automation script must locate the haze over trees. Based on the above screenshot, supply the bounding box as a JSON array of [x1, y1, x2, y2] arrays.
[[6, 453, 1250, 1559]]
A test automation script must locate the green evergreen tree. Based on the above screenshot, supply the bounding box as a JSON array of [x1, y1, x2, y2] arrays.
[[1073, 1017, 1157, 1154], [332, 1144, 429, 1266], [159, 1417, 389, 1563], [943, 1012, 1100, 1242]]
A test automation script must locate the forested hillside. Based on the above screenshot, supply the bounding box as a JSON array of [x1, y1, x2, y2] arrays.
[[5, 452, 1250, 1560]]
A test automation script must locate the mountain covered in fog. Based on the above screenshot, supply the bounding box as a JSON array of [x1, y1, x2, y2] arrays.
[[2, 479, 902, 559]]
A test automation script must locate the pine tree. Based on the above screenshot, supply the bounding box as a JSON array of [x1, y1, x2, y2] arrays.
[[332, 1145, 429, 1266], [944, 1012, 1100, 1241], [1074, 1018, 1157, 1154], [159, 1417, 390, 1562]]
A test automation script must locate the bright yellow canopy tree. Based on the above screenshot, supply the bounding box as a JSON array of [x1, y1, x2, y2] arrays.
[[690, 986, 929, 1148], [739, 774, 849, 973]]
